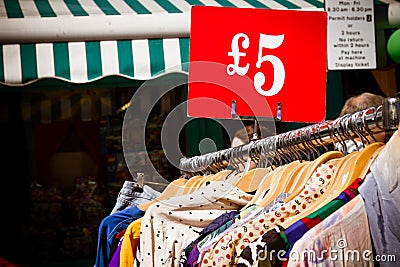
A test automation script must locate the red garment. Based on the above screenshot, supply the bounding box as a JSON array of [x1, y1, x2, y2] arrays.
[[116, 229, 126, 239]]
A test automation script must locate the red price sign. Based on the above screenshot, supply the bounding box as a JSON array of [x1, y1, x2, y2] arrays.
[[188, 6, 328, 123]]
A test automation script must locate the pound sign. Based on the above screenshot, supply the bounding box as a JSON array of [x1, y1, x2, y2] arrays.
[[227, 33, 250, 76]]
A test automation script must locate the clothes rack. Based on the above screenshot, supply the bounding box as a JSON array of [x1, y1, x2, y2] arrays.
[[179, 97, 400, 176], [96, 97, 400, 267]]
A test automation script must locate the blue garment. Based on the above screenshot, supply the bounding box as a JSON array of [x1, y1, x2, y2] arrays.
[[110, 182, 160, 214], [95, 206, 145, 267]]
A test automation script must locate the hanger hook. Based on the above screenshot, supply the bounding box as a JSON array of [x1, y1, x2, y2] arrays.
[[303, 127, 319, 160], [362, 106, 378, 143], [271, 135, 280, 166], [301, 129, 311, 160], [308, 126, 321, 159], [290, 130, 304, 161], [351, 111, 369, 148], [263, 137, 275, 169], [281, 132, 292, 163], [286, 131, 297, 162], [250, 140, 261, 166], [258, 138, 267, 168], [304, 126, 319, 160], [328, 120, 344, 154], [276, 133, 288, 165], [315, 122, 329, 153], [262, 138, 272, 168], [338, 114, 359, 150], [300, 130, 313, 161], [251, 140, 262, 168], [236, 144, 248, 170], [230, 146, 241, 172], [335, 115, 352, 154]]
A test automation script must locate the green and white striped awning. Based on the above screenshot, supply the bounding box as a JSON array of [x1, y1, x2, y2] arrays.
[[0, 0, 390, 86], [0, 38, 190, 85]]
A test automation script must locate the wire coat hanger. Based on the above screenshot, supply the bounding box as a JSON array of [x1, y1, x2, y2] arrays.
[[178, 102, 394, 184]]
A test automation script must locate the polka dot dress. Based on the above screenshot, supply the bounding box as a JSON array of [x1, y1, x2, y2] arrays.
[[138, 181, 254, 267]]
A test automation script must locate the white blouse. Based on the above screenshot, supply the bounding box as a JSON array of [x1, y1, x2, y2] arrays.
[[138, 181, 253, 267]]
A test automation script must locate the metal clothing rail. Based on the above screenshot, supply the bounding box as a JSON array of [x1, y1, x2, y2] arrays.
[[179, 97, 400, 176]]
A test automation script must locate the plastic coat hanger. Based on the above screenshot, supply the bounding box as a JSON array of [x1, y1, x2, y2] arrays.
[[255, 159, 305, 208], [282, 150, 343, 203], [233, 167, 273, 193], [177, 157, 207, 195], [203, 152, 236, 184], [201, 169, 233, 184], [180, 174, 212, 195], [137, 176, 189, 211], [195, 160, 233, 188], [299, 120, 360, 198], [306, 119, 353, 191], [282, 160, 309, 196], [241, 139, 283, 207], [227, 141, 266, 192], [257, 160, 302, 208], [223, 145, 250, 185], [281, 142, 382, 229], [279, 153, 354, 228], [282, 116, 380, 227], [334, 142, 383, 194], [138, 155, 220, 211], [358, 144, 385, 180], [137, 171, 227, 211], [232, 139, 280, 193], [181, 152, 233, 194], [245, 165, 285, 207], [178, 152, 219, 193]]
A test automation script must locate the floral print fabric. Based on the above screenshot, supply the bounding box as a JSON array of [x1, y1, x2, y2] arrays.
[[200, 164, 335, 267]]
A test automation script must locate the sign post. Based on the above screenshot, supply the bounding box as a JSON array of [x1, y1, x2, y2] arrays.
[[188, 6, 328, 123], [326, 0, 376, 70]]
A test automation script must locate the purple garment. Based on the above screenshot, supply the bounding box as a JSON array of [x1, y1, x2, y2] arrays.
[[186, 246, 200, 267], [182, 210, 240, 267], [108, 238, 123, 267], [200, 210, 240, 235]]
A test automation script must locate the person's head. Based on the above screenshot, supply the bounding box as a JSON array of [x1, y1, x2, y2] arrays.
[[340, 92, 386, 143], [340, 92, 384, 116], [231, 124, 273, 148]]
